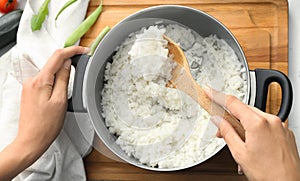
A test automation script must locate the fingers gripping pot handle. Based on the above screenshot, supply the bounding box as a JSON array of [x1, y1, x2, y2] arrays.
[[68, 55, 90, 112], [253, 69, 293, 121]]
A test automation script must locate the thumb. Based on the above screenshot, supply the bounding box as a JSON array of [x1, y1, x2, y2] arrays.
[[211, 116, 244, 158], [51, 59, 72, 101]]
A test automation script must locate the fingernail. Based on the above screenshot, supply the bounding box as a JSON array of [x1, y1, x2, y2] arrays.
[[203, 85, 212, 98], [238, 165, 244, 175], [210, 116, 222, 128], [83, 47, 91, 54], [63, 59, 72, 70]]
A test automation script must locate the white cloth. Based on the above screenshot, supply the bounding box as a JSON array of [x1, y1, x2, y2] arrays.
[[13, 131, 87, 181], [0, 0, 95, 180]]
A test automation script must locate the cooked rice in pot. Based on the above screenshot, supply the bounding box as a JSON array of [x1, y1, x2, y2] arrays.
[[101, 23, 247, 168]]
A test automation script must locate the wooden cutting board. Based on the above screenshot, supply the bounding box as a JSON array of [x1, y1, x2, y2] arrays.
[[82, 0, 288, 180]]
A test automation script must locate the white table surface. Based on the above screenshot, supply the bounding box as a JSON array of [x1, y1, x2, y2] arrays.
[[288, 0, 300, 154]]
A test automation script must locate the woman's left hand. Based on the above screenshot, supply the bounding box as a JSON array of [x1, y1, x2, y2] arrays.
[[0, 46, 90, 181]]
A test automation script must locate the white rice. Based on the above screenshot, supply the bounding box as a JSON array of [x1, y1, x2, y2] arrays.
[[101, 23, 247, 168]]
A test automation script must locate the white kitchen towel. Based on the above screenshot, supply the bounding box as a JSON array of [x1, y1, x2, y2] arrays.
[[0, 0, 96, 180], [13, 131, 87, 181]]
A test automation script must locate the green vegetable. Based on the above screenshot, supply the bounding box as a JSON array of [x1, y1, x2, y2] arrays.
[[0, 9, 22, 33], [55, 0, 77, 21], [31, 0, 51, 31], [88, 26, 110, 56], [64, 1, 103, 47], [0, 9, 22, 50]]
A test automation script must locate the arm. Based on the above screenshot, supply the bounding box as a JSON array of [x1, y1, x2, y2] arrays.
[[0, 46, 90, 181], [204, 86, 300, 181]]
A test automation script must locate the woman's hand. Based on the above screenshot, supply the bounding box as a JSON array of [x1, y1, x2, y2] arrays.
[[17, 46, 89, 154], [0, 46, 90, 181], [204, 86, 300, 181]]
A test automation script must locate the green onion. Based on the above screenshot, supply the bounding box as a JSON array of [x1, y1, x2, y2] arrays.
[[55, 0, 78, 21], [31, 0, 51, 31], [88, 26, 110, 56], [64, 1, 103, 48]]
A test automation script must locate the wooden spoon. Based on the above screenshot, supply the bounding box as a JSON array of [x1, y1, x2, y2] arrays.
[[164, 35, 246, 141]]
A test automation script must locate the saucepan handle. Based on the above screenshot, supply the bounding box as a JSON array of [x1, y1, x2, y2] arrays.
[[253, 68, 293, 121], [67, 54, 90, 112]]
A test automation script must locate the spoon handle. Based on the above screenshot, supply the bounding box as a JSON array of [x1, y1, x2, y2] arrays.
[[196, 86, 246, 141], [172, 71, 246, 141]]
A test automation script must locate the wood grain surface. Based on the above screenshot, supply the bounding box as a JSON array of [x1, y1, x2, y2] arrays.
[[81, 0, 288, 180]]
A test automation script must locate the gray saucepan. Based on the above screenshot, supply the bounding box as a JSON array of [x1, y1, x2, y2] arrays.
[[68, 5, 293, 171]]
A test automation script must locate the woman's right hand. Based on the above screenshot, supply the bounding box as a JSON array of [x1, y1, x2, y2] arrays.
[[204, 86, 300, 181]]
